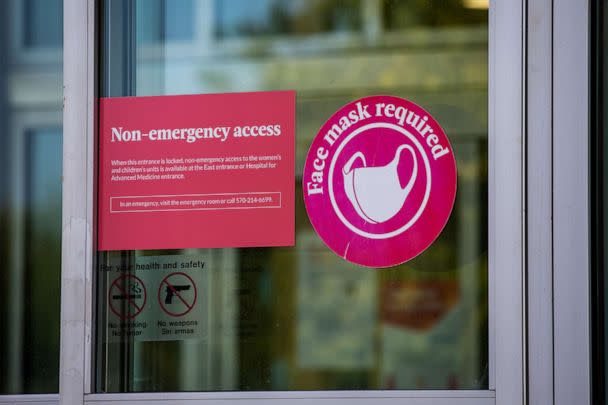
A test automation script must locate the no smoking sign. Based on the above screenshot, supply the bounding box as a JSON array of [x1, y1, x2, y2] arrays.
[[158, 272, 198, 317], [108, 274, 147, 320], [105, 255, 208, 342]]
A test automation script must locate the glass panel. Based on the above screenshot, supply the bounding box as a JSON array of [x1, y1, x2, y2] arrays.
[[136, 0, 195, 44], [96, 0, 488, 392], [0, 1, 63, 393], [384, 0, 487, 30], [22, 130, 63, 389], [24, 0, 63, 48], [166, 0, 195, 40], [215, 0, 362, 38]]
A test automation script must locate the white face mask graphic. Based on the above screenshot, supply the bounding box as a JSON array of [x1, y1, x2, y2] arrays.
[[342, 144, 418, 224]]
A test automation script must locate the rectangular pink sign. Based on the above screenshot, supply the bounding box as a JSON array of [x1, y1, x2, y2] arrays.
[[98, 91, 295, 251]]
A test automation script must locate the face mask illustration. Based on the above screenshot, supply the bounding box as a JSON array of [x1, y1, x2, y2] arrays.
[[342, 144, 418, 224]]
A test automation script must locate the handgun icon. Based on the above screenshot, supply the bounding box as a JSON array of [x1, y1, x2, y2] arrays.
[[164, 285, 190, 304]]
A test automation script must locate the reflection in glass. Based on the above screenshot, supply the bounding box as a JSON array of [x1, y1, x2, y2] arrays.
[[384, 0, 486, 30], [97, 0, 488, 392], [25, 0, 63, 48], [136, 0, 195, 43], [0, 0, 63, 395], [215, 0, 362, 38]]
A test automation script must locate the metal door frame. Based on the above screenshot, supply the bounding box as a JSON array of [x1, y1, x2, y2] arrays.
[[55, 0, 540, 404], [526, 1, 591, 404]]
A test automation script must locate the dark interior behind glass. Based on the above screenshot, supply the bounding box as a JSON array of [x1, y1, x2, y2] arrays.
[[0, 0, 63, 394]]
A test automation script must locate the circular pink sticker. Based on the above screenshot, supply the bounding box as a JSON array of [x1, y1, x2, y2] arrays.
[[303, 95, 457, 268]]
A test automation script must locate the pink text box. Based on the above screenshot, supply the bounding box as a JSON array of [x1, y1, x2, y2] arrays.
[[110, 192, 282, 213]]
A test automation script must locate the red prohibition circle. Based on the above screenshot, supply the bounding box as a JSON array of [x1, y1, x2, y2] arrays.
[[157, 272, 198, 317], [108, 274, 147, 320]]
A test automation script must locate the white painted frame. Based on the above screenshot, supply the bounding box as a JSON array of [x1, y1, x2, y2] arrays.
[[526, 0, 554, 403], [525, 0, 593, 403], [526, 1, 592, 404], [552, 0, 591, 404], [57, 0, 525, 405], [60, 0, 96, 403]]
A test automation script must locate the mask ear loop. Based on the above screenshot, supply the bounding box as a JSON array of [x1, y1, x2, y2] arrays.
[[342, 152, 378, 224], [393, 144, 418, 196], [342, 151, 366, 175]]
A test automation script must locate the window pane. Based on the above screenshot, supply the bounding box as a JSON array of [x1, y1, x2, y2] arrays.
[[24, 0, 63, 48], [23, 130, 63, 390], [384, 0, 487, 30], [215, 0, 362, 38], [166, 0, 195, 40], [97, 0, 488, 392], [136, 0, 163, 44], [0, 2, 63, 393], [136, 0, 195, 44]]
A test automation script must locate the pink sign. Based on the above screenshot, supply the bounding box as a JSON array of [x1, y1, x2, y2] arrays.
[[99, 91, 295, 251], [303, 95, 457, 268]]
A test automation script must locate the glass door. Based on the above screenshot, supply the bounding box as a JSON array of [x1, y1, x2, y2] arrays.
[[96, 0, 489, 392], [59, 0, 525, 403]]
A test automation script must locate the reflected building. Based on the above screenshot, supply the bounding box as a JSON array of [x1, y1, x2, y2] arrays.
[[0, 0, 63, 395]]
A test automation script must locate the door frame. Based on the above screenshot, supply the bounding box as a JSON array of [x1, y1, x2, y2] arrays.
[[551, 0, 591, 404], [59, 0, 526, 404]]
